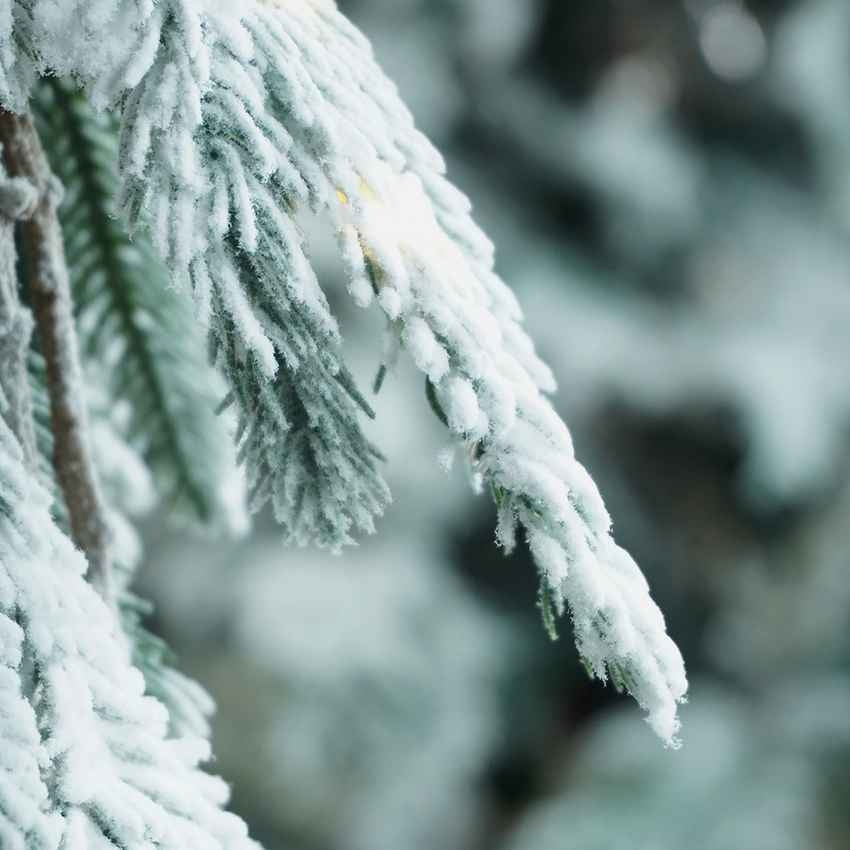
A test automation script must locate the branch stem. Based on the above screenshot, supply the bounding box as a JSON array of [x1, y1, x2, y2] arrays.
[[0, 109, 114, 603]]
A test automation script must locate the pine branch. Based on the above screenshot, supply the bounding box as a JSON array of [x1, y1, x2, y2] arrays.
[[0, 108, 114, 602], [111, 2, 391, 549], [33, 78, 239, 528], [0, 609, 60, 849], [27, 316, 221, 753], [246, 2, 687, 742], [0, 157, 59, 849], [0, 407, 260, 850], [0, 0, 32, 112], [5, 0, 688, 741], [13, 2, 388, 548]]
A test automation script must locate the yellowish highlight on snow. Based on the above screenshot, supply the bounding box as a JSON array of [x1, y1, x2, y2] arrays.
[[336, 162, 487, 309], [335, 176, 379, 207], [336, 177, 386, 284]]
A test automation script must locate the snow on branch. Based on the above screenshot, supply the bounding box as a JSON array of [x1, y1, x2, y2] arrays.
[[2, 0, 687, 741], [0, 0, 33, 112], [251, 0, 686, 742], [33, 78, 242, 530], [0, 108, 116, 601], [69, 0, 394, 548], [0, 407, 260, 848], [0, 138, 60, 850]]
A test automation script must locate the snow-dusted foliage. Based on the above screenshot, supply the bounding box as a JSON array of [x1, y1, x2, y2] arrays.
[[0, 0, 31, 111], [80, 380, 222, 743], [0, 0, 687, 740], [0, 617, 59, 849], [115, 0, 391, 548], [32, 78, 242, 529], [0, 410, 258, 848]]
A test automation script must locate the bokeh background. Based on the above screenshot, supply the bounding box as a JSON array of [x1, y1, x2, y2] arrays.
[[139, 1, 850, 848]]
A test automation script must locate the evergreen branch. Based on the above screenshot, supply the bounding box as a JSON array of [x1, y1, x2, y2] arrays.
[[31, 337, 221, 751], [0, 604, 59, 848], [33, 79, 237, 526], [111, 2, 391, 549], [0, 0, 33, 112], [5, 0, 688, 742], [247, 1, 686, 744], [0, 405, 260, 850], [0, 152, 59, 850], [0, 108, 114, 602]]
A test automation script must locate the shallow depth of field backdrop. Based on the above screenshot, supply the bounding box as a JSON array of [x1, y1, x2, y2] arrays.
[[138, 2, 850, 848]]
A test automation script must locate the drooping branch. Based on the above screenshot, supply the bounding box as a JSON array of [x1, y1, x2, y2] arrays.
[[0, 108, 114, 602]]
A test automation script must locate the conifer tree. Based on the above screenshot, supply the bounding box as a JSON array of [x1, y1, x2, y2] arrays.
[[0, 1, 688, 844]]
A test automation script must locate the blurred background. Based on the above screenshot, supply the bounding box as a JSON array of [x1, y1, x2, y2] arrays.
[[139, 1, 850, 848]]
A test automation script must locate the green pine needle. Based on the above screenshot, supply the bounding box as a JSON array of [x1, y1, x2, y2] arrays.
[[33, 78, 235, 527]]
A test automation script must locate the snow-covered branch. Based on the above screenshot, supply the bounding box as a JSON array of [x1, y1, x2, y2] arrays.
[[0, 0, 688, 742], [0, 407, 260, 848], [0, 109, 114, 601]]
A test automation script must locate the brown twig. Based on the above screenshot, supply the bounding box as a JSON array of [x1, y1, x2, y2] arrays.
[[0, 109, 114, 603]]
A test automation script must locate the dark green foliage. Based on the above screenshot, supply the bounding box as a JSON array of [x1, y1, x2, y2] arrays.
[[214, 285, 391, 548]]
